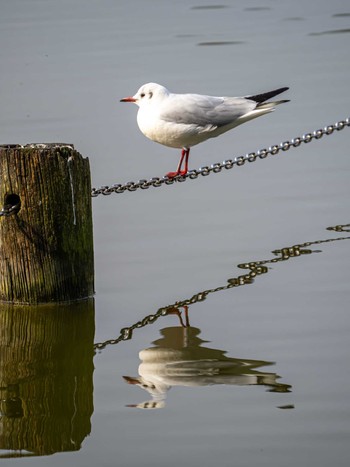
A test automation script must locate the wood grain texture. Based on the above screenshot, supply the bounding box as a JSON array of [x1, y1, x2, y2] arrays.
[[0, 147, 94, 303]]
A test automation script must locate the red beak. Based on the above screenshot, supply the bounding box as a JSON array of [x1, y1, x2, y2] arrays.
[[123, 376, 141, 384], [120, 96, 136, 103]]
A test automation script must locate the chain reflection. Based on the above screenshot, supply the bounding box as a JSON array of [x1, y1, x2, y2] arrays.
[[94, 223, 350, 351], [95, 223, 349, 409]]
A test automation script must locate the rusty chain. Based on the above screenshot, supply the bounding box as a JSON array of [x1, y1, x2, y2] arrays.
[[1, 119, 349, 209], [91, 118, 350, 197]]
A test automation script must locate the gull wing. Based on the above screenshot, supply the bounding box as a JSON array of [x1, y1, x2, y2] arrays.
[[159, 93, 256, 130]]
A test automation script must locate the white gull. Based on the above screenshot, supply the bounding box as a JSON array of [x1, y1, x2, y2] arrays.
[[120, 83, 289, 178]]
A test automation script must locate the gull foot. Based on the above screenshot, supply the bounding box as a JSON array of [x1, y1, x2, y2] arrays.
[[166, 170, 187, 178]]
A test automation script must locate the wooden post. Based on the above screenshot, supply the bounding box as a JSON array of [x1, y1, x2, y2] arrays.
[[0, 144, 94, 304]]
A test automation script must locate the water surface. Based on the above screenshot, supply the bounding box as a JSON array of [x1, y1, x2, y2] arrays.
[[0, 1, 349, 466]]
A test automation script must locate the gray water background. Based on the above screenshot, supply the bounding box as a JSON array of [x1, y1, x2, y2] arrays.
[[0, 0, 349, 466]]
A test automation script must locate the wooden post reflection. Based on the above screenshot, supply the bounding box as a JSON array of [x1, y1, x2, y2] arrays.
[[0, 300, 94, 457]]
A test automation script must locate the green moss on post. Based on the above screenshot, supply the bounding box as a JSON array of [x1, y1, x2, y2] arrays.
[[0, 144, 94, 304]]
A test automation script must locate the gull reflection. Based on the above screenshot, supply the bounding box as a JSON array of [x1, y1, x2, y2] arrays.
[[123, 323, 291, 409]]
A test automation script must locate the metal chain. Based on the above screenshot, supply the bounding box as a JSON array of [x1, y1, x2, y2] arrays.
[[0, 203, 21, 217], [91, 118, 350, 197], [93, 223, 350, 351]]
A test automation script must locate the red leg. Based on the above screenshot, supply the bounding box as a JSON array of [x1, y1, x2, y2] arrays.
[[166, 305, 190, 327], [176, 148, 187, 173], [183, 149, 190, 174], [182, 305, 190, 327], [166, 148, 190, 178]]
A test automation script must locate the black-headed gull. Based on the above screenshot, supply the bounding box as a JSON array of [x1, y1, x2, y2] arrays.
[[120, 83, 289, 178]]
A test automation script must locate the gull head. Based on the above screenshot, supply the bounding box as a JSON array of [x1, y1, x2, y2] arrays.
[[120, 82, 169, 108]]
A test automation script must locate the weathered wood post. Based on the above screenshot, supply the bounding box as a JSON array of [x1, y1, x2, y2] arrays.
[[0, 144, 94, 303]]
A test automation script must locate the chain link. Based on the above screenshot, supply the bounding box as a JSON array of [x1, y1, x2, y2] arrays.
[[91, 118, 350, 197], [0, 203, 21, 217]]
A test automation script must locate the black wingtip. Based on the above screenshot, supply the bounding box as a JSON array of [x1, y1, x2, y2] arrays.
[[246, 87, 289, 104]]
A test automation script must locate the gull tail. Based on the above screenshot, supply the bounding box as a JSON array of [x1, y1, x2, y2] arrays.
[[246, 87, 290, 109], [231, 86, 289, 128]]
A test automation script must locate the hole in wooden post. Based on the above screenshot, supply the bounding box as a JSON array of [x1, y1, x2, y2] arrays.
[[4, 193, 21, 214]]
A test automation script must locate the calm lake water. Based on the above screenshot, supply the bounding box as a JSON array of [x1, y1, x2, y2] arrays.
[[1, 0, 349, 466]]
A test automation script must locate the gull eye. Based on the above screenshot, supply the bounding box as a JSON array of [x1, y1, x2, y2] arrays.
[[140, 92, 145, 98]]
